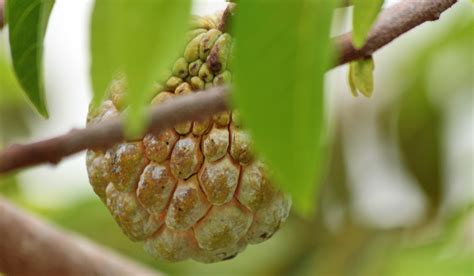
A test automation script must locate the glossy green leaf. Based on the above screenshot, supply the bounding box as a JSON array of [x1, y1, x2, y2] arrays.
[[90, 0, 191, 136], [348, 57, 374, 97], [352, 0, 384, 48], [7, 0, 55, 117], [233, 0, 335, 217]]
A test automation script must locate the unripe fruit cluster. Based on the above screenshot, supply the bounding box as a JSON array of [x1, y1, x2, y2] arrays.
[[86, 12, 291, 263]]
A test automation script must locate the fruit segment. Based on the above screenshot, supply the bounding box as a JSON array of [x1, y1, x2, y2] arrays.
[[137, 162, 177, 217], [199, 156, 240, 206], [165, 176, 211, 231]]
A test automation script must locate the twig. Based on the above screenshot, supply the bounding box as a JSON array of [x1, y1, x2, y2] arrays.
[[0, 196, 159, 275], [0, 0, 458, 175], [337, 0, 353, 8], [0, 86, 229, 173], [0, 0, 4, 29], [335, 0, 458, 65]]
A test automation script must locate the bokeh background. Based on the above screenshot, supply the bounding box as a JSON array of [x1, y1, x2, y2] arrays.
[[0, 0, 473, 275]]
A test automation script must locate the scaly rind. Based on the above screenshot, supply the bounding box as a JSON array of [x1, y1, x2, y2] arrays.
[[106, 184, 161, 241], [86, 11, 292, 264]]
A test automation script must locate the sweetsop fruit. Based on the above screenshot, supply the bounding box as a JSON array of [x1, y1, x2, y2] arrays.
[[86, 10, 291, 263]]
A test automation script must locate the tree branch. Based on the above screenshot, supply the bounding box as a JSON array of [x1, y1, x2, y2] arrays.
[[0, 0, 458, 175], [0, 86, 229, 174], [335, 0, 458, 65], [0, 0, 5, 29], [0, 196, 159, 275]]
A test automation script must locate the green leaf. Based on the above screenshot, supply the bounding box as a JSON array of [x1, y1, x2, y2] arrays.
[[233, 0, 335, 217], [396, 73, 443, 215], [348, 57, 375, 97], [352, 0, 384, 48], [90, 0, 191, 136], [348, 63, 358, 97], [7, 0, 55, 118], [393, 15, 474, 215]]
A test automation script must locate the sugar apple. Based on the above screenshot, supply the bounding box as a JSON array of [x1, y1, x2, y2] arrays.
[[86, 10, 291, 263]]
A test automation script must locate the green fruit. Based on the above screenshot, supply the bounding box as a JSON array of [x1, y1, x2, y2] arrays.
[[86, 10, 291, 263]]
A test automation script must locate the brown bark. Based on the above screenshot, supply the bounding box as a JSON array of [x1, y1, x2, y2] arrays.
[[0, 0, 4, 29], [0, 197, 159, 275], [0, 86, 229, 174], [335, 0, 458, 65]]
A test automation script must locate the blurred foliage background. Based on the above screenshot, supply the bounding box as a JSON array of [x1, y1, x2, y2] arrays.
[[0, 1, 473, 275]]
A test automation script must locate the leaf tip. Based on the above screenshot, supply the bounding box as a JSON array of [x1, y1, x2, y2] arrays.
[[348, 63, 358, 97], [348, 57, 375, 98], [38, 107, 49, 119], [29, 97, 49, 119]]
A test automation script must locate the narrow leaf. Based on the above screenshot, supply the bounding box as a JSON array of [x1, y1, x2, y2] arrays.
[[91, 0, 191, 136], [233, 0, 335, 217], [7, 0, 55, 117], [349, 57, 374, 97], [348, 63, 358, 96], [352, 0, 384, 48], [397, 77, 443, 217]]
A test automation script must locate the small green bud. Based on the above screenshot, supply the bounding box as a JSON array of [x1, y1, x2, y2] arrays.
[[188, 60, 203, 76], [348, 57, 375, 97], [190, 76, 205, 90], [213, 71, 232, 86], [190, 16, 215, 29], [184, 33, 206, 62], [166, 76, 183, 91], [199, 29, 222, 61], [198, 64, 214, 83], [172, 58, 189, 79], [175, 82, 192, 95], [186, 28, 207, 43]]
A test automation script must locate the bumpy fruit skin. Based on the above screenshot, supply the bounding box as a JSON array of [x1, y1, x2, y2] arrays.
[[86, 11, 291, 263]]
